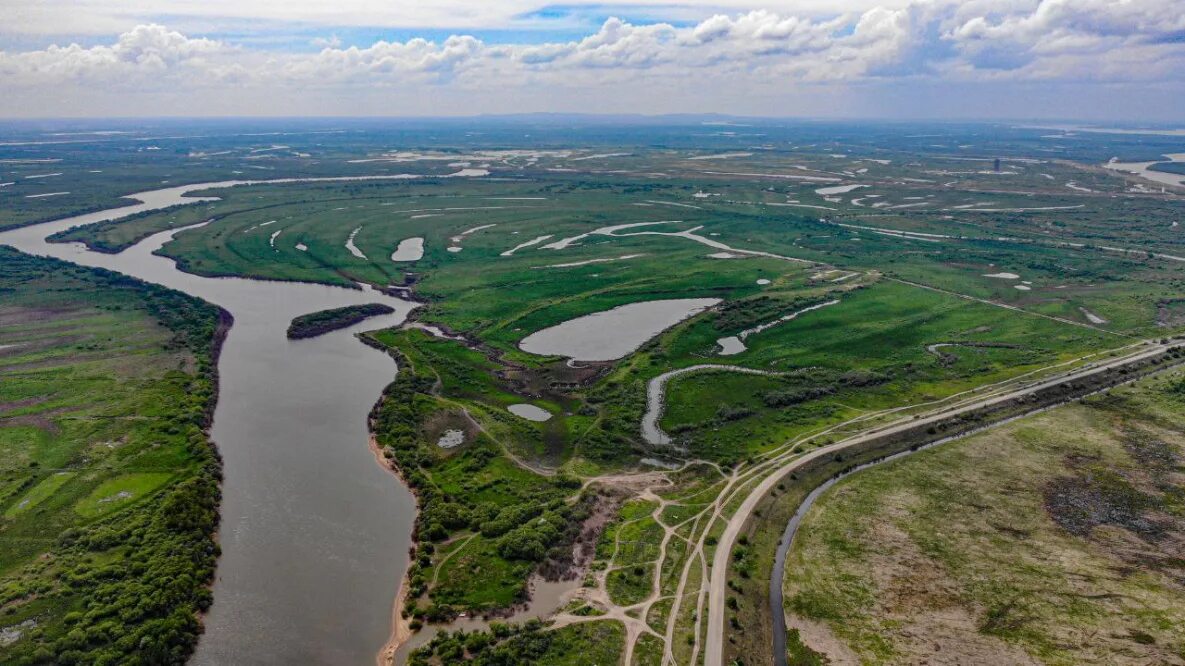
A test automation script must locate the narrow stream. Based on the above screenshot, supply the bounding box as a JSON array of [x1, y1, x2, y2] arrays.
[[769, 473, 846, 665], [769, 439, 949, 664], [0, 182, 420, 664]]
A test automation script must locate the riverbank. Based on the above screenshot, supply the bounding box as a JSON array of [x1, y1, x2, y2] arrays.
[[0, 183, 422, 664], [0, 249, 228, 663], [368, 435, 417, 666], [360, 328, 616, 662]]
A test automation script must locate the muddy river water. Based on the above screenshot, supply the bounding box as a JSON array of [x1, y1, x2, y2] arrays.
[[0, 183, 420, 664]]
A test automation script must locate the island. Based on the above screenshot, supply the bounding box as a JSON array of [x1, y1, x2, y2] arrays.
[[286, 303, 396, 340]]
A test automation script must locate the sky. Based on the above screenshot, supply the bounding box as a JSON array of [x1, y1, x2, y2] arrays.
[[1, 0, 1183, 121]]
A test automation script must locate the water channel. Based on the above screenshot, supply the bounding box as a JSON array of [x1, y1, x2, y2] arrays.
[[0, 182, 420, 664]]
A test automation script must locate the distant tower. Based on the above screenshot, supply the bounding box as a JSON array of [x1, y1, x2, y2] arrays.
[[994, 158, 1001, 172]]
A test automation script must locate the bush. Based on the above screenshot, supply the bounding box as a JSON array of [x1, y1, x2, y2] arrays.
[[762, 386, 836, 408]]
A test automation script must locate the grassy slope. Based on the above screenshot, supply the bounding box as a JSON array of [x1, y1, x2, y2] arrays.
[[0, 247, 223, 665], [782, 371, 1185, 665]]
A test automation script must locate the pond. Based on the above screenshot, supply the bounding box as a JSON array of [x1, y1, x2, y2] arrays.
[[518, 298, 719, 362]]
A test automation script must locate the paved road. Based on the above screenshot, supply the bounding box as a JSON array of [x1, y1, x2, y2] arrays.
[[704, 340, 1176, 666]]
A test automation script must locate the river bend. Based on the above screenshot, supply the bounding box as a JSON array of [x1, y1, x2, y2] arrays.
[[0, 182, 419, 664]]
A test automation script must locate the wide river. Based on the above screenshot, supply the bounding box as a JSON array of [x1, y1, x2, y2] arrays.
[[0, 182, 420, 664]]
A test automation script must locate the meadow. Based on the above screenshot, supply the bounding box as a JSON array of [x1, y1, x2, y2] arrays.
[[0, 247, 224, 664], [781, 369, 1185, 665]]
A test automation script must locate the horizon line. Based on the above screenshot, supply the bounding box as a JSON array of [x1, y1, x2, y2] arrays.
[[0, 113, 1181, 128]]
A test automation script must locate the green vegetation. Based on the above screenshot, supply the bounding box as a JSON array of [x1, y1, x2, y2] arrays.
[[407, 618, 624, 665], [286, 303, 394, 339], [366, 330, 597, 618], [602, 514, 663, 606], [9, 123, 1185, 665], [3, 473, 74, 519], [781, 372, 1185, 665], [135, 150, 1185, 665], [49, 204, 235, 254], [73, 473, 175, 519], [784, 629, 829, 666], [93, 164, 1146, 469], [0, 247, 224, 665], [634, 633, 665, 665], [659, 278, 1112, 463]]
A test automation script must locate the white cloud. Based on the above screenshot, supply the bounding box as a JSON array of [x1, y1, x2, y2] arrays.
[[0, 1, 907, 36], [0, 1, 1181, 116], [310, 35, 342, 49], [0, 24, 231, 88]]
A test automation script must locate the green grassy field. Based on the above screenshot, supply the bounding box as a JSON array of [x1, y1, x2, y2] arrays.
[[0, 247, 224, 664]]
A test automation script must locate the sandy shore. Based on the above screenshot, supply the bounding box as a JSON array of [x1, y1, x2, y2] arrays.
[[367, 434, 417, 666], [377, 572, 412, 666]]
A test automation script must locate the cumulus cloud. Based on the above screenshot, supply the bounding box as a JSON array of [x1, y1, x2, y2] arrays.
[[0, 1, 1182, 109], [0, 0, 902, 36], [0, 24, 230, 85]]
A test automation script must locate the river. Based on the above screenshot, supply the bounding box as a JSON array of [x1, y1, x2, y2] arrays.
[[1103, 153, 1185, 189], [0, 182, 420, 664]]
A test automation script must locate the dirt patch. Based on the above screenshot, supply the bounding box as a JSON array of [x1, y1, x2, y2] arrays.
[[896, 607, 1042, 666], [1043, 427, 1182, 545], [0, 333, 89, 358], [821, 490, 1044, 665], [539, 490, 622, 582], [866, 494, 966, 614], [1043, 426, 1185, 587], [1043, 470, 1164, 539], [1156, 298, 1185, 328], [1121, 427, 1180, 474], [589, 471, 671, 495], [786, 615, 859, 665], [0, 409, 69, 435], [0, 415, 59, 435], [0, 395, 50, 415], [504, 358, 609, 394], [0, 306, 88, 327], [422, 410, 478, 450]]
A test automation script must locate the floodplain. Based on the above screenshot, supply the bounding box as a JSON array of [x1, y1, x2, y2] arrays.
[[2, 118, 1184, 665]]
